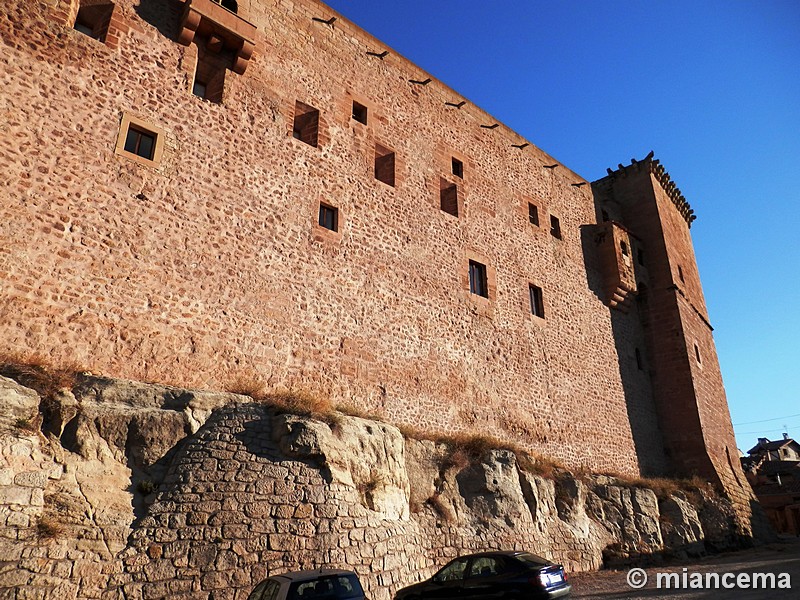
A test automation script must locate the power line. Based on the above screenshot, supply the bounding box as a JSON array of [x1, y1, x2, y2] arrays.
[[732, 412, 800, 426], [735, 423, 797, 437]]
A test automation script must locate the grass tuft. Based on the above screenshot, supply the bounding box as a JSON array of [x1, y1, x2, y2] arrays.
[[36, 516, 65, 540]]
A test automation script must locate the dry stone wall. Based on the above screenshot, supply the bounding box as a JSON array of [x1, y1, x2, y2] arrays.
[[0, 374, 755, 600]]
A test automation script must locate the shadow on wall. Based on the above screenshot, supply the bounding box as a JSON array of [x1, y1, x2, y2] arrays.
[[580, 224, 667, 477], [135, 0, 184, 40]]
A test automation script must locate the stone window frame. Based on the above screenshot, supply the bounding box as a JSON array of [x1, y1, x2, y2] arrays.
[[528, 283, 545, 320], [549, 213, 563, 240], [114, 112, 166, 168], [312, 197, 344, 243], [462, 251, 497, 312]]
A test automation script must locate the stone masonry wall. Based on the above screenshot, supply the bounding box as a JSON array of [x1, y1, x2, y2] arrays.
[[0, 0, 667, 477], [0, 374, 752, 600]]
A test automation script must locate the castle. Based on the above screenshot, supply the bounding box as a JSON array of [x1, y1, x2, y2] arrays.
[[1, 0, 749, 513]]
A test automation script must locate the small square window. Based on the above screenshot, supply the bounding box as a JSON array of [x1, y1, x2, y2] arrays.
[[550, 215, 562, 239], [469, 260, 488, 298], [528, 203, 539, 226], [375, 144, 395, 187], [318, 203, 338, 232], [124, 127, 156, 160], [529, 284, 545, 318], [352, 101, 368, 125], [115, 113, 165, 167], [293, 101, 319, 147], [452, 157, 464, 178], [440, 180, 458, 217]]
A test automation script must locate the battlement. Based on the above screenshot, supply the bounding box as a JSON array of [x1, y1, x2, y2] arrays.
[[595, 151, 696, 227]]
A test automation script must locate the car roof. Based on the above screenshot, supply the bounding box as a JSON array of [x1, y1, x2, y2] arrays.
[[450, 550, 553, 563], [269, 569, 358, 583]]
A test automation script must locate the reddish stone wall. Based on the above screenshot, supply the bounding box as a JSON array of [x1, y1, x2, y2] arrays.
[[2, 0, 746, 481]]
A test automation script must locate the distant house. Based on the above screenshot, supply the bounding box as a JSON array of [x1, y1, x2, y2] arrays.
[[742, 435, 800, 535]]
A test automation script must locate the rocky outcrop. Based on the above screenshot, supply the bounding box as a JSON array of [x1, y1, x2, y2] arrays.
[[0, 374, 766, 600]]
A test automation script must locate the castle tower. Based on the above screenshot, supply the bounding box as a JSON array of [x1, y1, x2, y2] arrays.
[[592, 153, 757, 528]]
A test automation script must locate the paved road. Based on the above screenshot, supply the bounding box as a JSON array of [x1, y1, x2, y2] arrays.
[[569, 537, 800, 599]]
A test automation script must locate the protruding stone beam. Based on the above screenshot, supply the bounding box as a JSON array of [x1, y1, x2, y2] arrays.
[[178, 0, 258, 74]]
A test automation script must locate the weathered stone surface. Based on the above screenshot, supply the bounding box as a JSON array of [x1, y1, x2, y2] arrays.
[[0, 374, 762, 600]]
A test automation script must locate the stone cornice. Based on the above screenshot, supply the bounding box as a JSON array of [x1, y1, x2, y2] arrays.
[[601, 151, 697, 228]]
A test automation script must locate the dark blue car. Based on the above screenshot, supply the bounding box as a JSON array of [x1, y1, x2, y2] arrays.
[[394, 551, 571, 600]]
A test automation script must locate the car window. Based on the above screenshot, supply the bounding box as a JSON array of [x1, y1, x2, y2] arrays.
[[287, 574, 364, 599], [247, 580, 269, 600], [467, 557, 505, 578], [432, 558, 470, 582], [262, 580, 281, 600], [513, 552, 551, 568]]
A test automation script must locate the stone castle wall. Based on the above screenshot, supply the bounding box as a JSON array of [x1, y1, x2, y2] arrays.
[[0, 0, 671, 477]]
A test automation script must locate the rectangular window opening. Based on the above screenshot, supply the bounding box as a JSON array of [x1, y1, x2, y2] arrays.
[[193, 50, 227, 104], [352, 101, 368, 125], [452, 157, 464, 178], [374, 144, 395, 187], [293, 101, 320, 147], [124, 126, 156, 160], [528, 203, 539, 226], [73, 3, 114, 42], [601, 209, 610, 222], [469, 260, 488, 298], [318, 203, 338, 232], [440, 180, 458, 217], [550, 215, 562, 239], [637, 248, 645, 266], [529, 284, 545, 318]]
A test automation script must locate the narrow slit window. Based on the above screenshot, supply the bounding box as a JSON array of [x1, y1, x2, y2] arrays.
[[694, 343, 702, 364], [452, 157, 464, 178], [529, 284, 545, 318], [73, 3, 114, 42], [635, 348, 643, 370], [374, 144, 395, 187], [469, 260, 488, 298], [637, 248, 645, 266], [550, 215, 562, 239], [440, 180, 458, 217], [292, 101, 320, 147], [528, 203, 539, 226], [620, 241, 629, 256], [318, 203, 338, 232], [124, 127, 156, 160], [352, 101, 368, 125], [601, 209, 610, 222], [678, 265, 685, 283]]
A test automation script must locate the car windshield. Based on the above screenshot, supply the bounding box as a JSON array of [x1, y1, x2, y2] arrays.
[[513, 552, 552, 568], [287, 574, 364, 600]]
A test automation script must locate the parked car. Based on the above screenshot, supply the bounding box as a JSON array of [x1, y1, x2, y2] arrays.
[[247, 568, 366, 600], [394, 550, 571, 599]]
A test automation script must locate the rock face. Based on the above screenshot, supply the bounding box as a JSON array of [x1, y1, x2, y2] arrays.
[[0, 375, 767, 600]]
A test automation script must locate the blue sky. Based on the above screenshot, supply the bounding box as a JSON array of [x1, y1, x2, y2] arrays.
[[324, 0, 800, 451]]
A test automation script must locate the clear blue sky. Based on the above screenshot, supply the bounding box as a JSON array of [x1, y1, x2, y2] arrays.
[[324, 0, 800, 452]]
